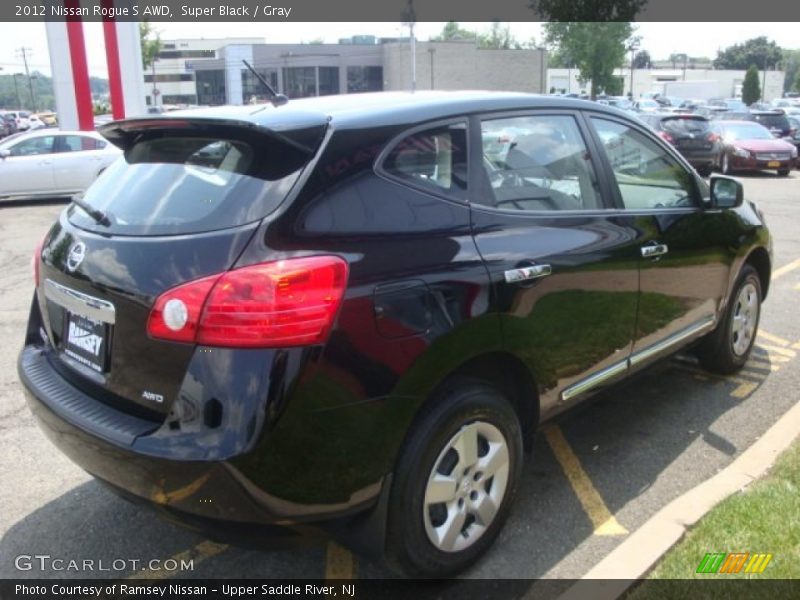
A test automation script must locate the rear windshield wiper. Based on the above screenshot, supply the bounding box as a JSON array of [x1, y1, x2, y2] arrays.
[[71, 195, 111, 227]]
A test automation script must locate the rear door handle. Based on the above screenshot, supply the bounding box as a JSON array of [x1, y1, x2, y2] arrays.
[[504, 264, 552, 284], [641, 243, 669, 258]]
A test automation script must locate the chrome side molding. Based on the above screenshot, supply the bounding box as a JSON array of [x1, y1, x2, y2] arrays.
[[43, 279, 116, 324], [629, 316, 715, 367], [560, 316, 716, 402]]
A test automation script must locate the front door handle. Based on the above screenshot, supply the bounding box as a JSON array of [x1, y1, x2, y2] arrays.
[[504, 264, 552, 284], [641, 243, 669, 258]]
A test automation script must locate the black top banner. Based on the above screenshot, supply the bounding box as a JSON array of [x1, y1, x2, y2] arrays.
[[2, 0, 800, 22]]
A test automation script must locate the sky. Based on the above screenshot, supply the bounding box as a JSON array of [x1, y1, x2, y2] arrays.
[[0, 21, 798, 78]]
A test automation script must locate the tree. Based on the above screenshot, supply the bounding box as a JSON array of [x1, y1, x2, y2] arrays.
[[742, 65, 761, 105], [713, 36, 782, 71], [139, 21, 162, 71], [530, 0, 646, 20], [543, 22, 634, 98], [632, 49, 650, 69], [430, 21, 478, 42], [793, 70, 800, 93], [479, 22, 515, 49], [783, 49, 800, 93]]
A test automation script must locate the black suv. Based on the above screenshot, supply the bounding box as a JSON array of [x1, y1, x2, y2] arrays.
[[639, 113, 720, 176], [751, 109, 793, 139], [19, 93, 772, 577]]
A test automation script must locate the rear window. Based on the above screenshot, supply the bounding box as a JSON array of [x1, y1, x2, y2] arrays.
[[68, 136, 307, 236], [660, 117, 710, 134]]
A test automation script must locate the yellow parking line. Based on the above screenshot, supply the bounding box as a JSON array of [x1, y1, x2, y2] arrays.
[[325, 542, 357, 580], [544, 426, 628, 536], [755, 343, 796, 358], [757, 330, 790, 347], [746, 359, 780, 372], [126, 540, 228, 580], [738, 369, 769, 381], [772, 257, 800, 281], [731, 381, 759, 399]]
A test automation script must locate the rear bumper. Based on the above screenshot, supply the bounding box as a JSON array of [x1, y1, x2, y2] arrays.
[[17, 345, 386, 538], [676, 150, 717, 167]]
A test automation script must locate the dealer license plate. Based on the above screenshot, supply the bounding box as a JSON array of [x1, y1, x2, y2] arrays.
[[63, 312, 108, 373]]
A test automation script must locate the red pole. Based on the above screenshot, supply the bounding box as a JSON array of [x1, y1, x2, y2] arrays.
[[101, 0, 125, 119], [64, 0, 94, 130]]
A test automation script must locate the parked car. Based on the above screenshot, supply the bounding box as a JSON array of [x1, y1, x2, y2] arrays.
[[639, 113, 720, 176], [712, 120, 797, 176], [19, 92, 772, 577], [3, 110, 31, 130], [27, 114, 46, 130], [633, 99, 661, 113], [0, 113, 18, 138], [750, 109, 794, 140], [786, 116, 800, 160], [35, 111, 58, 127], [0, 129, 121, 201]]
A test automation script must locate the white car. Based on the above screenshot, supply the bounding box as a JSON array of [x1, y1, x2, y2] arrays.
[[2, 110, 31, 131], [0, 129, 121, 201], [27, 114, 46, 130]]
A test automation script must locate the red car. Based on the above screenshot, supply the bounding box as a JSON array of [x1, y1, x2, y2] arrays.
[[713, 120, 797, 176]]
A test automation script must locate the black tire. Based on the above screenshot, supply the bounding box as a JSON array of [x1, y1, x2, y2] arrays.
[[697, 264, 762, 374], [777, 169, 790, 177], [385, 380, 523, 577]]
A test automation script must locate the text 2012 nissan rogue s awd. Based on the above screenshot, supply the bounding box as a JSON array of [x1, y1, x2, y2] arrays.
[[19, 92, 772, 577]]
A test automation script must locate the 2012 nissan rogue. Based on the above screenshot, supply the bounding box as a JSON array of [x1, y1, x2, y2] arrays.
[[18, 92, 772, 576]]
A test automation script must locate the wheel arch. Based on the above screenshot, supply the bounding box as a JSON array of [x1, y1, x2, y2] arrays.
[[745, 246, 771, 301], [403, 351, 540, 454]]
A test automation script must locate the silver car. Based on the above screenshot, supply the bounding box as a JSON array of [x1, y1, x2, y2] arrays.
[[0, 129, 121, 201]]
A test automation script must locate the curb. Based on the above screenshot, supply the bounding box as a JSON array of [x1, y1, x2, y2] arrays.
[[558, 396, 800, 600]]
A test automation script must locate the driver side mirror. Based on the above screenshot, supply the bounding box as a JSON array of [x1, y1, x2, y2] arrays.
[[709, 176, 743, 208], [0, 149, 9, 160]]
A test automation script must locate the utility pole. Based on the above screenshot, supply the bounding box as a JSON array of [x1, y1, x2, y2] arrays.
[[16, 47, 35, 110], [402, 0, 417, 92], [428, 47, 435, 89], [12, 74, 22, 108]]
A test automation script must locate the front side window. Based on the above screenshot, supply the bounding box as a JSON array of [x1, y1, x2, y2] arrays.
[[480, 114, 601, 211], [381, 123, 468, 198], [591, 118, 696, 210], [7, 136, 55, 157]]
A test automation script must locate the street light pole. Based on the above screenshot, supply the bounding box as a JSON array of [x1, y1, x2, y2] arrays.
[[428, 47, 435, 89]]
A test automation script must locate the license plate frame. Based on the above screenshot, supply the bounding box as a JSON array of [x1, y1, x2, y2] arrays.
[[767, 160, 781, 168], [62, 312, 110, 373]]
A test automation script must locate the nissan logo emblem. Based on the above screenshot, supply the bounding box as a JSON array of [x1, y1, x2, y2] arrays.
[[66, 242, 86, 272]]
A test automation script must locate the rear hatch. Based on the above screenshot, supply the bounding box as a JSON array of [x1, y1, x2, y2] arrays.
[[660, 116, 715, 151], [36, 116, 327, 419]]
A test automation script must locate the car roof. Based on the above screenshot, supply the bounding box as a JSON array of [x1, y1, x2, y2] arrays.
[[158, 91, 629, 131]]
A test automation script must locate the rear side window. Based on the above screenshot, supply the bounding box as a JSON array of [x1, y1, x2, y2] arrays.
[[69, 135, 307, 236], [381, 122, 468, 199]]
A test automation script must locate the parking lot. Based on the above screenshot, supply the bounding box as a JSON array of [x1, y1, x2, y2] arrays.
[[1, 171, 800, 582]]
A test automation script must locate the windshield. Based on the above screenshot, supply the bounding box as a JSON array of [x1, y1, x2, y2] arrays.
[[720, 123, 774, 141], [68, 135, 308, 236]]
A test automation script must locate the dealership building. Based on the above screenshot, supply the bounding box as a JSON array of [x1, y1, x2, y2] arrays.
[[145, 36, 548, 106]]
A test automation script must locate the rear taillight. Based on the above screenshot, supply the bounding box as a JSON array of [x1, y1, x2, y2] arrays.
[[147, 256, 349, 348], [657, 131, 674, 144]]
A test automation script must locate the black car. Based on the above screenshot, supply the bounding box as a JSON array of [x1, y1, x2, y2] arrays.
[[19, 92, 772, 577], [0, 113, 18, 138], [639, 113, 720, 176], [751, 109, 793, 139]]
